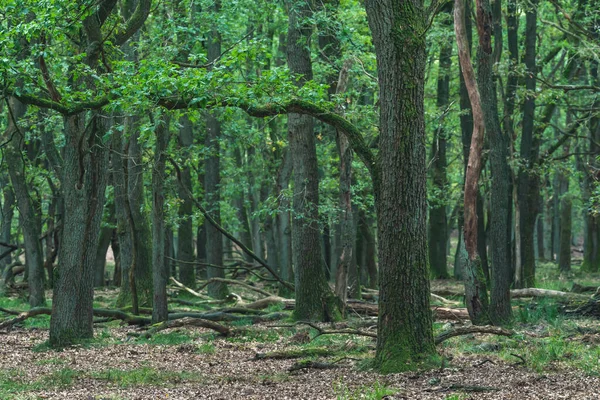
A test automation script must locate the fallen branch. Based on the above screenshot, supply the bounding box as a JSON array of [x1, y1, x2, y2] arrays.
[[197, 278, 274, 297], [294, 321, 377, 339], [134, 317, 231, 339], [170, 277, 212, 299], [435, 325, 514, 345], [511, 288, 589, 301], [253, 347, 334, 360]]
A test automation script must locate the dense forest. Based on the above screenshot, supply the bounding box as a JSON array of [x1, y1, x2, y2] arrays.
[[1, 0, 600, 398]]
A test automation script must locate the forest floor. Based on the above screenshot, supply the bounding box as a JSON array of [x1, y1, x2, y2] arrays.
[[2, 262, 600, 399]]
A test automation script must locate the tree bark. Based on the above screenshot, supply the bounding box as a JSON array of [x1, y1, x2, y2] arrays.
[[50, 112, 109, 346], [517, 0, 539, 288], [4, 98, 45, 307], [287, 0, 340, 321], [475, 0, 513, 325], [177, 114, 196, 287], [152, 114, 170, 323], [365, 0, 436, 371], [428, 4, 452, 279], [454, 0, 490, 325]]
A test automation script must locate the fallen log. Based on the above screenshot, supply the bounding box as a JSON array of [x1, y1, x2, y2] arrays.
[[170, 277, 212, 299], [253, 347, 334, 360], [134, 317, 231, 339], [242, 297, 470, 320], [435, 325, 514, 345], [510, 288, 589, 301]]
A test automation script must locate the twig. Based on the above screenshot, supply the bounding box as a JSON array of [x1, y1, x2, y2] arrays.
[[510, 353, 526, 366]]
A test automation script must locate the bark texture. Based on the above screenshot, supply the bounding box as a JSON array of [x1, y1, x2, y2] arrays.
[[287, 0, 340, 321], [365, 0, 435, 371]]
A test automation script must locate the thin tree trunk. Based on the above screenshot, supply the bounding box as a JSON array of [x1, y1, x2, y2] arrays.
[[177, 114, 196, 287], [152, 114, 170, 323], [454, 0, 490, 325], [518, 0, 539, 288], [428, 4, 452, 279], [287, 0, 340, 321], [475, 0, 512, 325], [4, 97, 45, 307]]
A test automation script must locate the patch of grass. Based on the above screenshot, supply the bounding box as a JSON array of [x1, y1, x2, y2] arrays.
[[335, 380, 398, 400], [91, 367, 204, 387], [0, 369, 41, 395], [196, 342, 216, 354], [0, 297, 28, 310], [23, 314, 51, 329], [515, 299, 561, 325], [35, 357, 66, 366], [43, 367, 78, 386], [230, 317, 254, 327]]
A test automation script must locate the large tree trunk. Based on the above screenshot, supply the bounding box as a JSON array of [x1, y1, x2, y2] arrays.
[[365, 0, 435, 371], [177, 114, 196, 287], [50, 113, 109, 346], [152, 114, 170, 323], [4, 98, 45, 307], [287, 0, 340, 321], [428, 4, 452, 279]]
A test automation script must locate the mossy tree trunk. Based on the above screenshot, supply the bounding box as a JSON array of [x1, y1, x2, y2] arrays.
[[365, 0, 435, 371]]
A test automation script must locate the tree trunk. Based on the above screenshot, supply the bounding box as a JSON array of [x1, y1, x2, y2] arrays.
[[204, 2, 228, 299], [177, 114, 196, 287], [4, 97, 46, 308], [50, 113, 109, 346], [558, 170, 572, 274], [475, 0, 512, 325], [428, 4, 452, 279], [152, 114, 170, 323], [365, 0, 435, 371], [0, 184, 15, 290], [455, 0, 490, 325], [94, 213, 114, 288], [287, 0, 340, 321], [276, 149, 294, 296], [518, 0, 539, 288]]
